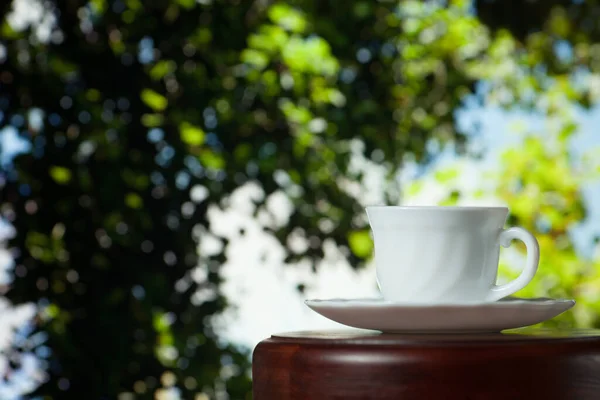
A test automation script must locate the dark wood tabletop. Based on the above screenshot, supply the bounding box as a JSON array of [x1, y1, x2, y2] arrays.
[[252, 328, 600, 400]]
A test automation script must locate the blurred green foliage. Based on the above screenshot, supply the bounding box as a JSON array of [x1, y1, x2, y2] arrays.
[[494, 132, 600, 329], [1, 0, 600, 398]]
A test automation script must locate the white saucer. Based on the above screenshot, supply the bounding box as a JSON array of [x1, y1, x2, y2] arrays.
[[305, 297, 575, 333]]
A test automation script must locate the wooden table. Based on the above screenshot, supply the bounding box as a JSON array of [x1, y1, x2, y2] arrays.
[[252, 329, 600, 399]]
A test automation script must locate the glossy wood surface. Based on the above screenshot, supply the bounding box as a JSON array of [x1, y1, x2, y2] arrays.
[[252, 329, 600, 400]]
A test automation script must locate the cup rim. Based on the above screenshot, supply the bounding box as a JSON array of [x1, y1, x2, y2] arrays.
[[365, 205, 509, 212]]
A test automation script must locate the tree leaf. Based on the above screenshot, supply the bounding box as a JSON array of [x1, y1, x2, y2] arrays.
[[140, 89, 168, 111], [348, 230, 373, 258], [49, 166, 72, 185], [180, 122, 205, 146]]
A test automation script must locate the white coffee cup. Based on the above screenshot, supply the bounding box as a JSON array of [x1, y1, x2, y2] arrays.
[[366, 206, 540, 304]]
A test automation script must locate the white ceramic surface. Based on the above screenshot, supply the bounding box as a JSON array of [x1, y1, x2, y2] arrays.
[[305, 297, 575, 333], [366, 206, 540, 303]]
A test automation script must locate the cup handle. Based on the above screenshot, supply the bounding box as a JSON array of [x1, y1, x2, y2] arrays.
[[486, 227, 540, 302]]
